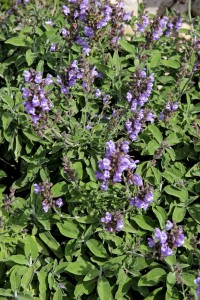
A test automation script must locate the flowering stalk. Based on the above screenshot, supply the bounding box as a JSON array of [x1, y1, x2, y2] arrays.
[[34, 182, 63, 213], [148, 221, 185, 258], [22, 69, 53, 124], [101, 211, 124, 233], [95, 140, 139, 191]]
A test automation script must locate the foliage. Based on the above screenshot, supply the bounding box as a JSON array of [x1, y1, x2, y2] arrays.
[[0, 0, 200, 299]]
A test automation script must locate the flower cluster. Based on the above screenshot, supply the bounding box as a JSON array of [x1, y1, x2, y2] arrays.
[[148, 221, 184, 258], [194, 273, 200, 300], [159, 101, 178, 122], [126, 109, 155, 141], [34, 182, 63, 213], [95, 140, 139, 191], [61, 0, 132, 53], [101, 211, 124, 233], [57, 59, 99, 94], [22, 69, 53, 124], [130, 184, 153, 210], [138, 14, 182, 43], [126, 69, 154, 110], [125, 69, 155, 140]]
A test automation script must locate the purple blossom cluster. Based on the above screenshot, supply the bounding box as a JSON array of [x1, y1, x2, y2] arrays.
[[22, 69, 53, 124], [148, 221, 185, 257], [61, 0, 132, 53], [130, 185, 153, 210], [126, 69, 154, 110], [126, 109, 155, 141], [194, 273, 200, 300], [125, 69, 155, 141], [34, 182, 63, 213], [137, 14, 182, 42], [159, 101, 178, 121], [101, 211, 124, 233], [57, 59, 99, 94], [95, 140, 139, 191]]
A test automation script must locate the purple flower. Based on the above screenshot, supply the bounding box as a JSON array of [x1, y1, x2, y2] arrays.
[[33, 183, 41, 194], [35, 72, 43, 84], [101, 181, 108, 191], [148, 238, 155, 248], [106, 140, 116, 155], [175, 18, 182, 31], [121, 141, 129, 153], [22, 87, 31, 99], [154, 228, 168, 244], [166, 220, 173, 231], [161, 244, 173, 256], [101, 212, 112, 224], [116, 218, 124, 231], [50, 43, 56, 52], [123, 12, 131, 21], [61, 28, 69, 37], [97, 19, 108, 29], [63, 5, 70, 16], [194, 276, 200, 285], [42, 201, 50, 213], [172, 102, 178, 111], [84, 26, 94, 38], [56, 198, 63, 208], [45, 74, 53, 85], [196, 286, 200, 300], [45, 20, 54, 26], [126, 92, 133, 102], [95, 89, 101, 97], [98, 158, 111, 170], [132, 174, 143, 186], [23, 70, 31, 82], [174, 232, 184, 247], [32, 95, 40, 107]]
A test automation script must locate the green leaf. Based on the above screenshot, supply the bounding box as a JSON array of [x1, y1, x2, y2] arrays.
[[37, 271, 47, 295], [185, 163, 200, 177], [25, 49, 38, 66], [53, 288, 62, 300], [39, 232, 62, 258], [172, 207, 186, 223], [149, 50, 161, 69], [97, 277, 111, 300], [115, 268, 132, 299], [119, 39, 135, 54], [75, 215, 97, 224], [187, 204, 200, 223], [164, 185, 188, 202], [143, 140, 160, 155], [138, 268, 166, 286], [24, 236, 39, 260], [57, 221, 80, 239], [74, 280, 95, 298], [66, 260, 94, 275], [51, 181, 67, 197], [144, 287, 163, 300], [0, 289, 12, 296], [83, 268, 99, 281], [86, 239, 108, 258], [148, 124, 163, 143], [72, 162, 83, 179], [152, 206, 167, 228], [132, 215, 156, 231], [5, 37, 31, 47], [21, 266, 34, 290], [160, 59, 180, 69], [3, 255, 28, 265], [0, 170, 7, 179]]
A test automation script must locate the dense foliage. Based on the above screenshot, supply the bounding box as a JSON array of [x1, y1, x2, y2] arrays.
[[0, 0, 200, 299]]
